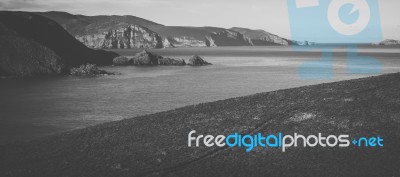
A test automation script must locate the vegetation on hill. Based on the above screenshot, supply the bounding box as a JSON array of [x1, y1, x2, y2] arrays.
[[0, 11, 119, 67], [0, 11, 119, 77]]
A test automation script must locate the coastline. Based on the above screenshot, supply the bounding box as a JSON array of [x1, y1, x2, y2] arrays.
[[1, 72, 400, 176]]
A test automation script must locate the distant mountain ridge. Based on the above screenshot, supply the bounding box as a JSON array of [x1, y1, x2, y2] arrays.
[[34, 11, 303, 49]]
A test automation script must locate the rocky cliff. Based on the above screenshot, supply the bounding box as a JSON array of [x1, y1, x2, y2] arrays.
[[230, 27, 291, 46], [76, 25, 163, 49], [35, 11, 298, 48], [379, 39, 400, 46], [186, 55, 211, 66], [0, 11, 119, 77], [207, 30, 253, 46]]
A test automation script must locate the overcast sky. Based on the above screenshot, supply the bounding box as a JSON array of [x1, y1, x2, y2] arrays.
[[1, 0, 399, 40]]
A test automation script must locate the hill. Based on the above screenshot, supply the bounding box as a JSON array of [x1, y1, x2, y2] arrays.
[[230, 27, 292, 46], [0, 11, 119, 77], [34, 11, 164, 36], [1, 73, 399, 176], [35, 11, 293, 48]]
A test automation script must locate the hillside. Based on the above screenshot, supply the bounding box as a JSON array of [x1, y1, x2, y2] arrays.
[[35, 11, 293, 48], [230, 27, 291, 46], [1, 73, 399, 176], [0, 30, 66, 77], [0, 11, 119, 67], [0, 11, 119, 77], [34, 11, 164, 36]]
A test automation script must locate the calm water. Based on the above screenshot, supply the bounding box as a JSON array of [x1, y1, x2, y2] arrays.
[[1, 46, 399, 144]]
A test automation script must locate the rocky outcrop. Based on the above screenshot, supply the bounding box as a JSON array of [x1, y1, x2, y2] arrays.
[[207, 30, 253, 47], [379, 39, 400, 46], [205, 36, 217, 47], [187, 55, 211, 66], [163, 38, 175, 48], [230, 27, 292, 46], [112, 56, 130, 66], [70, 64, 112, 76], [114, 51, 210, 66], [165, 37, 207, 47], [130, 50, 185, 66], [76, 25, 163, 49], [0, 11, 119, 77]]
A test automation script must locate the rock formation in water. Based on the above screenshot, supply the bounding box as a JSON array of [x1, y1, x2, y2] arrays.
[[378, 39, 400, 46], [0, 11, 119, 77], [163, 36, 208, 47], [70, 64, 112, 76], [130, 50, 186, 66], [112, 51, 211, 66], [187, 55, 212, 66], [112, 56, 130, 66], [76, 25, 163, 49]]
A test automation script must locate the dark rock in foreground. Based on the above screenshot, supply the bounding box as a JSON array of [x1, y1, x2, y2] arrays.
[[1, 73, 399, 177]]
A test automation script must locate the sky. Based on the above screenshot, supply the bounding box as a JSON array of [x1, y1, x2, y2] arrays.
[[0, 0, 399, 41]]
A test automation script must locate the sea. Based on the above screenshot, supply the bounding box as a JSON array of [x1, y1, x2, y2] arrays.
[[0, 46, 399, 144]]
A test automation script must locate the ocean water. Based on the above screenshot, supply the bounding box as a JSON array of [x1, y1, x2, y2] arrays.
[[0, 46, 399, 144]]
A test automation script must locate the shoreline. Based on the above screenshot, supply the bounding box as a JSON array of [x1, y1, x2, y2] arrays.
[[1, 72, 400, 176]]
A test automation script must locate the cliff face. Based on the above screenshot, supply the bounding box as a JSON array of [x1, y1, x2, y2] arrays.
[[207, 30, 253, 46], [35, 12, 297, 48], [76, 25, 163, 49], [230, 27, 291, 46], [163, 37, 207, 47]]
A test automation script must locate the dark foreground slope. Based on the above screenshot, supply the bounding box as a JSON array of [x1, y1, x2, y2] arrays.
[[0, 11, 119, 73], [1, 73, 400, 176]]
